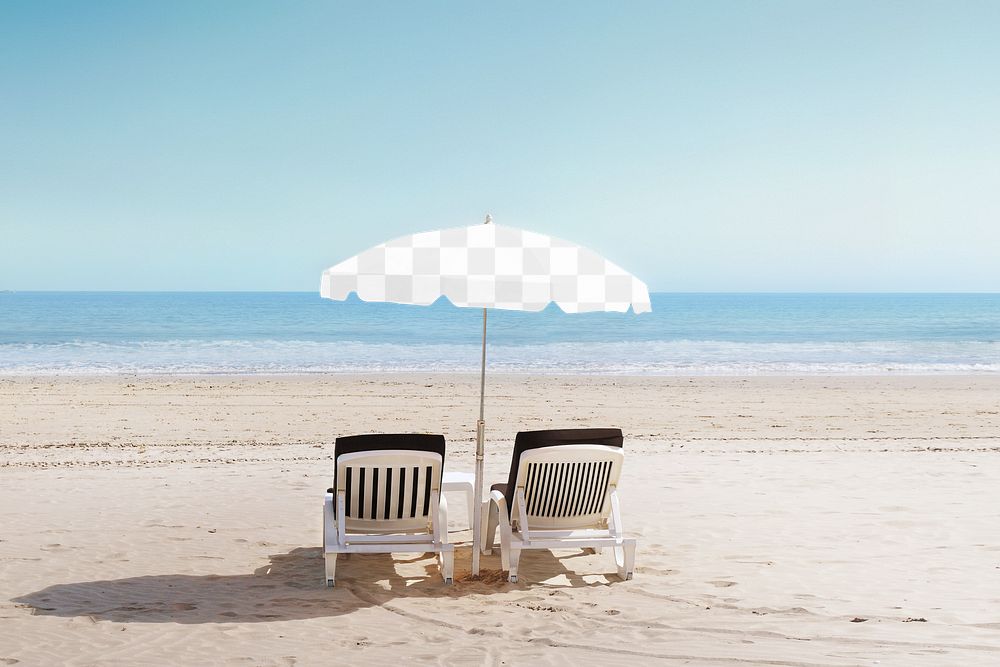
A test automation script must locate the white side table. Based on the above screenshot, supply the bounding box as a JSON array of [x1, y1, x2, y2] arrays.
[[442, 471, 476, 531]]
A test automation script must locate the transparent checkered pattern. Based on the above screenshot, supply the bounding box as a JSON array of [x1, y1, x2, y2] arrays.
[[320, 224, 651, 314]]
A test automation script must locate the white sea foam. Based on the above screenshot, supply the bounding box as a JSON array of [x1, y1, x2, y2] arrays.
[[1, 339, 998, 375]]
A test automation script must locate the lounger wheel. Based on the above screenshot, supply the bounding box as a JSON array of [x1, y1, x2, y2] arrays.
[[325, 553, 338, 587], [613, 540, 636, 581], [439, 549, 454, 584], [506, 547, 521, 583]]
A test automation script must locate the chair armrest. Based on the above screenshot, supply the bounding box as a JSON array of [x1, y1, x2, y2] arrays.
[[434, 491, 448, 544], [489, 489, 511, 534], [489, 488, 508, 507], [323, 492, 336, 547], [336, 490, 347, 546], [609, 486, 623, 542], [514, 487, 531, 544]]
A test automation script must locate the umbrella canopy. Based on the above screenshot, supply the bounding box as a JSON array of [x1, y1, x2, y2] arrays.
[[320, 218, 651, 575], [321, 221, 651, 314]]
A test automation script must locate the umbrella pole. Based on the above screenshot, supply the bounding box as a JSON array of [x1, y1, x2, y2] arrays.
[[472, 307, 487, 576]]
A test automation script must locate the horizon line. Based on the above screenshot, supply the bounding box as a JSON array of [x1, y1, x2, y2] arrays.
[[4, 290, 1000, 296]]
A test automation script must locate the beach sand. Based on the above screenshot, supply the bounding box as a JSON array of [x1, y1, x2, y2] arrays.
[[1, 374, 999, 665]]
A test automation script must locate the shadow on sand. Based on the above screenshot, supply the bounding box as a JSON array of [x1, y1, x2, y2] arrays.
[[12, 545, 616, 624]]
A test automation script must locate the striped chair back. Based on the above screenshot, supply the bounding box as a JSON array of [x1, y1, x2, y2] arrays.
[[514, 444, 624, 530], [336, 450, 443, 534]]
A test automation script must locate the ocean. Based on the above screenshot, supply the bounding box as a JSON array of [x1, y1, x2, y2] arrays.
[[1, 292, 998, 375]]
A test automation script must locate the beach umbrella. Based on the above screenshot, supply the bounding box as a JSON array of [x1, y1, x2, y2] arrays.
[[320, 216, 651, 575]]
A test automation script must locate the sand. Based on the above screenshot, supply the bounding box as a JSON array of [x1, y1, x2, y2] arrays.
[[1, 374, 999, 666]]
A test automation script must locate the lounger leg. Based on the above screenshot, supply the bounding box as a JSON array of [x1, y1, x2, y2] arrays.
[[439, 549, 454, 584], [613, 539, 636, 581], [498, 522, 512, 572], [325, 553, 338, 587], [507, 546, 521, 583], [482, 499, 498, 555]]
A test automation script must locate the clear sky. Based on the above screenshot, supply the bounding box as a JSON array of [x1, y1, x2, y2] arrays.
[[2, 1, 998, 292]]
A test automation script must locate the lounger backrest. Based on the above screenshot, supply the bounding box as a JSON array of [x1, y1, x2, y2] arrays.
[[514, 444, 624, 530], [501, 428, 623, 516], [504, 428, 623, 498], [334, 434, 445, 534]]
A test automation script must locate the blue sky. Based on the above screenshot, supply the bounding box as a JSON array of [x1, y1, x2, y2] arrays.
[[2, 1, 998, 291]]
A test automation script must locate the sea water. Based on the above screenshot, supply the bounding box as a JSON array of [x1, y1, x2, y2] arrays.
[[1, 292, 998, 375]]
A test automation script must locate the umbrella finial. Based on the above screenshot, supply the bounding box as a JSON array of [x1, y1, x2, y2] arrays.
[[484, 213, 493, 225]]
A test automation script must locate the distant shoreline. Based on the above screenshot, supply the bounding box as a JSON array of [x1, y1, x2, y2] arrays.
[[5, 292, 999, 375], [3, 369, 1000, 378]]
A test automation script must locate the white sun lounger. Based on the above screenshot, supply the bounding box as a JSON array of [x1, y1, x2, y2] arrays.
[[323, 433, 454, 586], [481, 428, 636, 583]]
